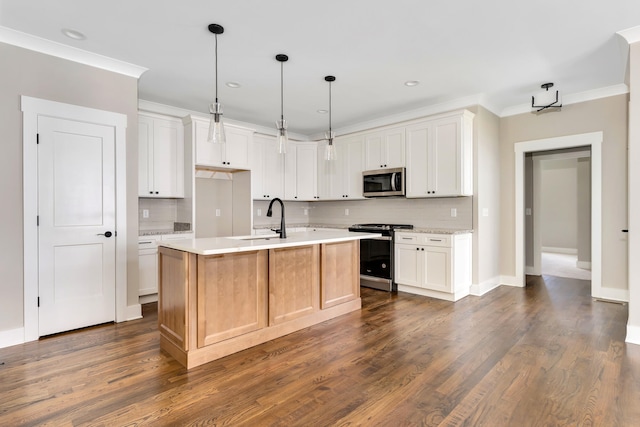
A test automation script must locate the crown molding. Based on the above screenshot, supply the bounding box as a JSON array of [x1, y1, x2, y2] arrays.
[[618, 25, 640, 44], [0, 26, 147, 78], [138, 99, 310, 141], [500, 84, 629, 117]]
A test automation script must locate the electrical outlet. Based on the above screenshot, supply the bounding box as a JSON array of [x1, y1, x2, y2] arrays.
[[450, 208, 457, 218], [304, 208, 309, 216], [483, 208, 490, 217], [257, 208, 262, 216], [215, 209, 221, 217], [525, 208, 532, 216], [345, 208, 349, 216], [142, 209, 149, 219]]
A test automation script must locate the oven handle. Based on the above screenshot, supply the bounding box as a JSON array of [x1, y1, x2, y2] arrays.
[[369, 236, 392, 241]]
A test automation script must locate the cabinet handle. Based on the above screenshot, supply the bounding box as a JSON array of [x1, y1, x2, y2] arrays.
[[401, 237, 412, 240], [430, 239, 443, 242], [155, 191, 159, 194], [421, 248, 425, 251], [149, 191, 153, 194], [139, 241, 154, 244]]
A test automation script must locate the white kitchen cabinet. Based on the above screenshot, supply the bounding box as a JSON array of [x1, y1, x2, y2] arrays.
[[138, 233, 194, 298], [185, 115, 253, 170], [285, 142, 318, 201], [138, 113, 185, 198], [364, 126, 405, 170], [251, 134, 285, 200], [394, 232, 472, 301], [405, 110, 474, 198], [317, 135, 365, 200]]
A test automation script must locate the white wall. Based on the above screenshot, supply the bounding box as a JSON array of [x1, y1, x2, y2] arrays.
[[540, 158, 578, 251]]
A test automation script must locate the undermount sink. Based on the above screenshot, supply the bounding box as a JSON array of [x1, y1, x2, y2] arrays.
[[229, 235, 279, 241]]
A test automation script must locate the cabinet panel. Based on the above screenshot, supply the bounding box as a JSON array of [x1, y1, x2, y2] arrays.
[[197, 251, 268, 347], [191, 115, 252, 169], [365, 133, 384, 170], [285, 142, 317, 201], [269, 245, 319, 325], [365, 127, 405, 170], [431, 118, 461, 197], [252, 135, 284, 200], [224, 127, 251, 169], [395, 245, 421, 287], [138, 113, 184, 198], [321, 240, 359, 309], [405, 125, 430, 198], [139, 250, 158, 296], [423, 247, 451, 292]]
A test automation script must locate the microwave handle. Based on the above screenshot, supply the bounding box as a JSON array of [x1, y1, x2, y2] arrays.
[[391, 173, 397, 191]]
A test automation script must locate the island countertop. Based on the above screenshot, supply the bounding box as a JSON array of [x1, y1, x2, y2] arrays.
[[157, 230, 382, 256]]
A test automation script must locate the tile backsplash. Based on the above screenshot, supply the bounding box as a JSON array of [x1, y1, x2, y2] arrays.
[[139, 198, 188, 232]]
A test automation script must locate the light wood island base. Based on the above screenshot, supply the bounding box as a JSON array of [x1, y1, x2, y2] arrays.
[[158, 239, 361, 369]]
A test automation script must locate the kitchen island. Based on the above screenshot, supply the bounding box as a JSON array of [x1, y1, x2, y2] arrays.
[[157, 230, 380, 369]]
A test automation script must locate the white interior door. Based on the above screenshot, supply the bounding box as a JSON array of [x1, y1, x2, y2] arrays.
[[37, 116, 116, 336]]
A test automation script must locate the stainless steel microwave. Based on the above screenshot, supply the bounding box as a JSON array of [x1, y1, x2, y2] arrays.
[[363, 167, 405, 197]]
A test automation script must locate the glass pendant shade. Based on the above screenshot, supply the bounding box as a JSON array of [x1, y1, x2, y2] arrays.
[[325, 131, 336, 161], [276, 118, 288, 154], [208, 101, 226, 143]]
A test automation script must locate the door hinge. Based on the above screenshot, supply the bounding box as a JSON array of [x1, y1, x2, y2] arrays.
[[37, 297, 40, 307], [36, 134, 39, 144], [37, 216, 39, 226]]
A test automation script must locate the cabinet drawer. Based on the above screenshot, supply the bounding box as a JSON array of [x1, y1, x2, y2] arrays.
[[395, 233, 418, 244], [138, 236, 160, 250], [420, 235, 451, 247]]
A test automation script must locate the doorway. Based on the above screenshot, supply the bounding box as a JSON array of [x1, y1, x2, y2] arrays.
[[514, 132, 603, 298], [22, 96, 129, 342], [526, 148, 592, 281]]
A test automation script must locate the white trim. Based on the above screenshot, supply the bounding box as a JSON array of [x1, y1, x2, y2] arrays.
[[531, 156, 542, 276], [126, 304, 143, 321], [138, 99, 311, 142], [500, 84, 629, 117], [576, 261, 592, 270], [0, 327, 25, 349], [514, 132, 604, 298], [500, 275, 524, 287], [0, 26, 147, 78], [626, 324, 640, 346], [618, 26, 640, 44], [397, 285, 470, 302], [469, 276, 501, 296], [525, 266, 538, 276], [139, 294, 158, 304], [542, 247, 578, 255], [595, 287, 629, 303], [21, 96, 129, 342]]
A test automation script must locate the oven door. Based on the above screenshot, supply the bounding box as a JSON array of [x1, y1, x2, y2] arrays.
[[359, 236, 395, 291]]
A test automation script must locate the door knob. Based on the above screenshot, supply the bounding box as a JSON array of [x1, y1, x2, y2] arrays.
[[97, 231, 113, 238]]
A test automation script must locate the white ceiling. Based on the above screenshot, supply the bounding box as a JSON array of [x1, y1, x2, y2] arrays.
[[1, 0, 638, 136]]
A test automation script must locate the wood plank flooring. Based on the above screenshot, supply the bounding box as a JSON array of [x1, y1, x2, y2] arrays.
[[1, 275, 639, 426]]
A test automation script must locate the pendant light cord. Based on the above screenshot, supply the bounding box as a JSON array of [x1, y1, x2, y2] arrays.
[[329, 80, 332, 134], [214, 33, 219, 103], [280, 61, 284, 120]]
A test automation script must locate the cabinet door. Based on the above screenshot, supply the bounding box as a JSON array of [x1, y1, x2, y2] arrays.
[[394, 244, 422, 287], [152, 118, 184, 197], [423, 246, 451, 292], [138, 250, 158, 296], [284, 143, 297, 200], [289, 143, 318, 201], [138, 115, 153, 196], [194, 118, 224, 168], [431, 117, 461, 197], [321, 240, 359, 308], [316, 140, 336, 199], [383, 127, 405, 168], [224, 127, 251, 169], [405, 124, 430, 198], [364, 132, 384, 170], [344, 136, 365, 199], [262, 138, 285, 199]]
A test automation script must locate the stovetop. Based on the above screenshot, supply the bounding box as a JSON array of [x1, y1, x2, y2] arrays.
[[348, 223, 414, 231]]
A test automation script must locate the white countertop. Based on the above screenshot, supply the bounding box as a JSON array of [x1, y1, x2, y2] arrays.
[[157, 230, 382, 256]]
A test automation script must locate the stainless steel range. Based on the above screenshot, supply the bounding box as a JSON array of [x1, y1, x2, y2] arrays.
[[348, 223, 414, 291]]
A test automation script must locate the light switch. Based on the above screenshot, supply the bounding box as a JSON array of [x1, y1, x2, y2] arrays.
[[215, 209, 221, 217], [483, 208, 489, 217], [345, 209, 350, 216]]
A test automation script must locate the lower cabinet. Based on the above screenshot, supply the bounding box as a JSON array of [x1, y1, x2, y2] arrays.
[[138, 233, 194, 299], [158, 240, 361, 369], [395, 232, 472, 301]]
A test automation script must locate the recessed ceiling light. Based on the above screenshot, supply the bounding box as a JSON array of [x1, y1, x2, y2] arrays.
[[317, 109, 328, 114], [404, 80, 420, 87], [226, 82, 241, 88], [61, 28, 86, 40]]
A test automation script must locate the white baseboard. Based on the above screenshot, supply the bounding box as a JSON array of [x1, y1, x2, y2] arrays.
[[593, 287, 629, 303], [470, 276, 501, 296], [525, 266, 540, 276], [397, 285, 469, 302], [125, 303, 142, 321], [0, 327, 25, 349], [542, 246, 578, 255], [500, 275, 524, 287], [139, 294, 158, 304], [576, 261, 592, 270], [626, 324, 640, 346]]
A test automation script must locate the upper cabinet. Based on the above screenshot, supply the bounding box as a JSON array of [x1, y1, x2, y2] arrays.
[[251, 134, 285, 200], [138, 112, 185, 198], [285, 142, 319, 201], [405, 110, 474, 198], [184, 115, 253, 170], [364, 126, 405, 170], [317, 135, 365, 200]]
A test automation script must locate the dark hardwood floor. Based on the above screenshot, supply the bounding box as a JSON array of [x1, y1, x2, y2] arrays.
[[1, 275, 639, 426]]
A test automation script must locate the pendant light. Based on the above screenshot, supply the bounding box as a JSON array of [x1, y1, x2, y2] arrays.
[[207, 24, 226, 144], [324, 75, 336, 161], [275, 54, 289, 154]]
